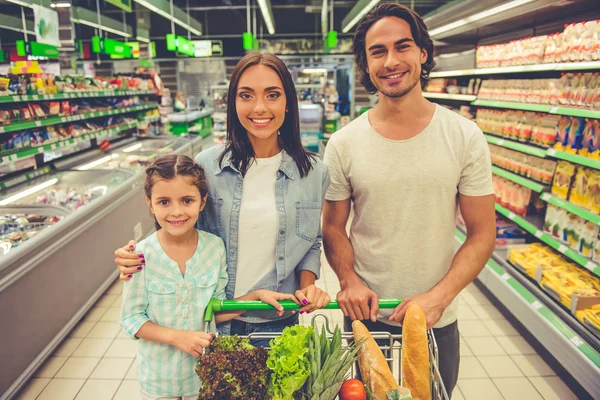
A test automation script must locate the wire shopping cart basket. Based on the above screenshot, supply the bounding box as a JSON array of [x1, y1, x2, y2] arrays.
[[204, 298, 450, 400]]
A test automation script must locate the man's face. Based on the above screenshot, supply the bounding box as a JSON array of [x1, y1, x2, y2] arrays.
[[364, 16, 427, 99]]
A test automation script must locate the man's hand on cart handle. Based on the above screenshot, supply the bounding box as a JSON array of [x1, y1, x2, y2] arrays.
[[251, 290, 301, 317], [115, 239, 144, 281], [336, 276, 379, 322], [388, 291, 447, 329]]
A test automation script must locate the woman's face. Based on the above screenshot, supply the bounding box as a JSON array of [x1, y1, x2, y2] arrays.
[[235, 64, 287, 143]]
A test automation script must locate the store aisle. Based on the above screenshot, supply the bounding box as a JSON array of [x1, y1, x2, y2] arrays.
[[16, 255, 578, 400]]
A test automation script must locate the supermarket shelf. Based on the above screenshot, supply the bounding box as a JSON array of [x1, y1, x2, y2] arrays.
[[295, 84, 325, 89], [472, 100, 600, 120], [141, 115, 160, 124], [494, 203, 600, 277], [0, 103, 157, 135], [422, 92, 476, 101], [547, 148, 600, 171], [0, 166, 52, 191], [431, 61, 600, 78], [484, 134, 548, 158], [540, 192, 600, 226], [491, 165, 546, 192], [0, 90, 156, 104], [455, 228, 600, 399], [0, 121, 138, 164]]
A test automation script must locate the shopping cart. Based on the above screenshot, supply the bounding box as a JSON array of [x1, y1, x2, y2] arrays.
[[204, 299, 450, 400]]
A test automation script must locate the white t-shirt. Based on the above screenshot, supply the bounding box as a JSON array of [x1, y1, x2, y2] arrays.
[[234, 152, 282, 297], [324, 105, 493, 328]]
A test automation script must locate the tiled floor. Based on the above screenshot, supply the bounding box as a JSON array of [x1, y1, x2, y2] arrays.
[[15, 255, 577, 400]]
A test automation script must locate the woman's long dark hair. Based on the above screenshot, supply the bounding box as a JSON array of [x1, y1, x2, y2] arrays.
[[217, 52, 314, 178]]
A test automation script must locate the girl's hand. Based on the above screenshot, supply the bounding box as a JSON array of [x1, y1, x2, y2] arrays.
[[253, 290, 300, 316], [114, 240, 144, 281], [295, 285, 331, 314], [170, 331, 214, 358]]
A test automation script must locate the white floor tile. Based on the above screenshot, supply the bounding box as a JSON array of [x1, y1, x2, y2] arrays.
[[87, 322, 121, 339], [493, 377, 543, 400], [125, 360, 137, 379], [106, 281, 123, 295], [461, 291, 492, 306], [55, 357, 101, 379], [483, 319, 520, 336], [74, 379, 121, 400], [70, 321, 96, 338], [72, 338, 113, 358], [16, 378, 50, 400], [85, 307, 109, 322], [113, 380, 141, 400], [460, 339, 473, 357], [459, 320, 492, 337], [471, 304, 505, 320], [117, 330, 130, 339], [458, 357, 488, 379], [35, 357, 68, 378], [496, 336, 536, 355], [100, 307, 121, 322], [89, 357, 134, 379], [96, 294, 119, 308], [458, 378, 503, 400], [478, 355, 524, 378], [511, 355, 555, 377], [529, 376, 578, 400], [458, 305, 479, 321], [105, 339, 138, 358], [464, 337, 506, 356], [451, 387, 465, 400], [53, 338, 83, 357], [37, 378, 85, 400]]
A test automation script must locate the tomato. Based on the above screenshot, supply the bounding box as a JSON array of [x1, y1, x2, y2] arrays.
[[339, 379, 367, 400]]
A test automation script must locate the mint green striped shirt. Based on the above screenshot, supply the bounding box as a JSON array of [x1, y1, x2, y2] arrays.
[[120, 230, 227, 397]]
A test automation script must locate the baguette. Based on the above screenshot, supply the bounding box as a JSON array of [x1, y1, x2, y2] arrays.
[[352, 320, 400, 400], [401, 304, 431, 400]]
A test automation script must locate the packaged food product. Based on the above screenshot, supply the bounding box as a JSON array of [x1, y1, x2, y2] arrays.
[[552, 161, 577, 199], [590, 120, 600, 159], [570, 167, 590, 207], [593, 231, 600, 262], [579, 221, 599, 257], [587, 171, 600, 214], [555, 116, 571, 151]]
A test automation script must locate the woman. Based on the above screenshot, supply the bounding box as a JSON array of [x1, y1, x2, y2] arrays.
[[115, 53, 331, 336]]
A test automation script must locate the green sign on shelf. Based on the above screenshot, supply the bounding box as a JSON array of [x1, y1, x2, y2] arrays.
[[16, 40, 59, 59], [166, 34, 177, 52], [0, 50, 7, 63], [91, 37, 133, 58], [150, 42, 157, 58], [242, 32, 254, 50], [165, 34, 194, 57], [327, 30, 338, 48]]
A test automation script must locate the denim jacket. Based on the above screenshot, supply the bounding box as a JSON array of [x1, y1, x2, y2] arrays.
[[195, 145, 330, 332]]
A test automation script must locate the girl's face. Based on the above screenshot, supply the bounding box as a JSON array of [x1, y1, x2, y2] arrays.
[[147, 175, 207, 237], [235, 64, 287, 143]]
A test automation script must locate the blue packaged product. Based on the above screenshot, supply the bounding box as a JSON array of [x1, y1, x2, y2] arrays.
[[567, 117, 584, 154]]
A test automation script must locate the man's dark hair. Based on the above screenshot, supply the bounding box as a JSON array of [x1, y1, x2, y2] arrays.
[[353, 3, 435, 94]]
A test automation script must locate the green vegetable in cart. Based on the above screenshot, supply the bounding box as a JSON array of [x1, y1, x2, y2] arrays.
[[195, 335, 270, 400], [302, 322, 365, 400], [386, 388, 413, 400], [267, 325, 313, 400]]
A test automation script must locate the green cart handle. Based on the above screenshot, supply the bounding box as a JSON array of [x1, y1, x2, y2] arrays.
[[204, 298, 402, 323]]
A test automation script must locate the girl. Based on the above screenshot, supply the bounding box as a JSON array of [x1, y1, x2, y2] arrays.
[[116, 52, 331, 336], [120, 154, 298, 400]]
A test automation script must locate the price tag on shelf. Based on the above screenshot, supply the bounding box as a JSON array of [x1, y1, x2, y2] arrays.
[[570, 336, 584, 348], [0, 127, 5, 133], [531, 300, 543, 310], [558, 244, 568, 253], [535, 231, 543, 239], [12, 96, 20, 101], [547, 148, 557, 156], [586, 261, 597, 272], [540, 193, 550, 201], [37, 147, 44, 154], [43, 95, 49, 100], [500, 274, 511, 282], [549, 106, 559, 114], [35, 121, 42, 127], [496, 139, 505, 146], [508, 212, 516, 220]]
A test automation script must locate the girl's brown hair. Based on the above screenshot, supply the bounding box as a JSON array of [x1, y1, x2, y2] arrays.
[[217, 52, 314, 178], [144, 155, 209, 230]]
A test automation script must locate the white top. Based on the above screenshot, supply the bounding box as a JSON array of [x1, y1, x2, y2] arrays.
[[324, 105, 493, 328], [234, 151, 283, 297]]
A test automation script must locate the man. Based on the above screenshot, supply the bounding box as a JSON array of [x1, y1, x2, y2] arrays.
[[322, 3, 496, 397]]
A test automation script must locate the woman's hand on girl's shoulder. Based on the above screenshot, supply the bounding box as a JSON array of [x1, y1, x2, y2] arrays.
[[252, 290, 300, 317], [295, 285, 331, 314], [114, 240, 145, 280]]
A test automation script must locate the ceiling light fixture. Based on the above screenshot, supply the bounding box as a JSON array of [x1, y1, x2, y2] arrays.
[[341, 0, 380, 33], [133, 0, 201, 36], [257, 0, 275, 34]]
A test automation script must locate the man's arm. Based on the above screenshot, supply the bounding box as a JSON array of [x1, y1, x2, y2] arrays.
[[323, 198, 379, 322], [389, 193, 496, 328]]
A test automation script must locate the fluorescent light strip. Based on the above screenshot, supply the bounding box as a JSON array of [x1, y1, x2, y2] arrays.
[[51, 2, 71, 8], [302, 68, 328, 74], [136, 36, 150, 43], [72, 18, 132, 38], [0, 178, 59, 206], [76, 154, 119, 171], [342, 0, 380, 33], [122, 143, 143, 152], [257, 0, 275, 34], [429, 0, 535, 37], [134, 0, 201, 36]]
